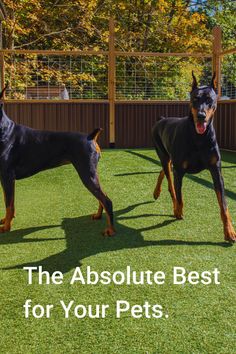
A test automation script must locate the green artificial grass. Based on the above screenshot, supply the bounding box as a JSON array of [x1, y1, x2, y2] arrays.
[[0, 149, 235, 354]]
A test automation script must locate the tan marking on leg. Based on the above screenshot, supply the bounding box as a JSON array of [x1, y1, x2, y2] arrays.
[[0, 191, 7, 224], [174, 200, 184, 219], [0, 184, 15, 232], [92, 202, 103, 220], [153, 169, 165, 199], [166, 161, 177, 216], [92, 173, 115, 236], [102, 204, 115, 237], [216, 191, 236, 242], [0, 206, 15, 233]]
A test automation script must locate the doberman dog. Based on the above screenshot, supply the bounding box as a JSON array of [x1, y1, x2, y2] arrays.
[[152, 72, 236, 243], [0, 86, 115, 236]]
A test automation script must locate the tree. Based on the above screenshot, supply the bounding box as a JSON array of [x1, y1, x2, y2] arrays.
[[2, 0, 234, 99]]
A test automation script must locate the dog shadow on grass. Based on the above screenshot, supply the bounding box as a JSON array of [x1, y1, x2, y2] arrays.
[[124, 150, 236, 201], [1, 200, 231, 274]]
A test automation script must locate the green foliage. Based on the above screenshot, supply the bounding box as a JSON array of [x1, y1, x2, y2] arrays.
[[5, 54, 108, 99], [1, 1, 236, 99]]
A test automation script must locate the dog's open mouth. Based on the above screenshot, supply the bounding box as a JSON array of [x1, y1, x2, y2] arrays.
[[195, 121, 207, 134]]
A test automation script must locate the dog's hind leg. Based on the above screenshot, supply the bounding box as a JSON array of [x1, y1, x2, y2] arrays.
[[153, 140, 176, 207], [153, 145, 168, 199], [153, 169, 165, 199], [73, 163, 115, 236], [210, 165, 236, 242], [91, 201, 103, 220], [154, 151, 179, 217], [173, 169, 184, 219], [164, 160, 179, 216], [0, 177, 15, 232]]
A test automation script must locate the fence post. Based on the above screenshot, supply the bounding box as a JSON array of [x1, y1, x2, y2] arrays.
[[212, 26, 222, 97], [0, 52, 5, 95], [108, 18, 116, 148]]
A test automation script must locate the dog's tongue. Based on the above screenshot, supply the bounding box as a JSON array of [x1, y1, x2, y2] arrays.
[[196, 122, 207, 134]]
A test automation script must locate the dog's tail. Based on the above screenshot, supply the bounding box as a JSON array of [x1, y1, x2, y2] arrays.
[[87, 128, 103, 142], [0, 83, 9, 99]]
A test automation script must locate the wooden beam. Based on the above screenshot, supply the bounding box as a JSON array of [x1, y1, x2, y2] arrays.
[[108, 18, 116, 147], [212, 26, 222, 97], [0, 49, 212, 59], [115, 51, 212, 58], [0, 52, 4, 93], [220, 48, 236, 56], [4, 99, 109, 104], [0, 49, 108, 56], [0, 49, 213, 58]]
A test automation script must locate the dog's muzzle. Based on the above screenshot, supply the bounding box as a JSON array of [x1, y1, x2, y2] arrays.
[[195, 112, 207, 135], [197, 112, 206, 120]]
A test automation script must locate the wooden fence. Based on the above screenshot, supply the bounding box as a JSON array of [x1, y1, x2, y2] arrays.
[[4, 99, 236, 150], [1, 20, 236, 151]]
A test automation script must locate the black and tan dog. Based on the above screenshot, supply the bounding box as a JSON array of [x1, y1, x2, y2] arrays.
[[152, 72, 236, 243], [0, 87, 115, 236]]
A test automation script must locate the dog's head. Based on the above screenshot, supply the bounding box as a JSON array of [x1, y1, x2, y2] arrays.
[[190, 72, 217, 135]]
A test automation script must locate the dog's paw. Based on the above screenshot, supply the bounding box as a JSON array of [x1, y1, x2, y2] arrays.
[[102, 227, 115, 237], [0, 225, 10, 233], [174, 209, 183, 220], [153, 189, 161, 200], [174, 202, 184, 220], [174, 214, 183, 220], [224, 227, 236, 243]]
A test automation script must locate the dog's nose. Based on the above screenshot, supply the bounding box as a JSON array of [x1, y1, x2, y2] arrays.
[[197, 112, 206, 121]]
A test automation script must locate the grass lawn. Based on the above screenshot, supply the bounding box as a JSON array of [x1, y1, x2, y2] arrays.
[[0, 149, 236, 354]]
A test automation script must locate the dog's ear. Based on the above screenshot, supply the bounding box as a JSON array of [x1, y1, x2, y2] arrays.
[[211, 72, 217, 92], [0, 83, 8, 99], [191, 71, 198, 91]]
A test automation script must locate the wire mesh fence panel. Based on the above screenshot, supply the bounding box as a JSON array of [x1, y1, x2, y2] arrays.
[[4, 53, 108, 100], [221, 54, 236, 99], [4, 51, 233, 101], [116, 56, 212, 100]]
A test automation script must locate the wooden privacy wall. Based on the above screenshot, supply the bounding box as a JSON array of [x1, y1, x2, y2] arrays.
[[4, 101, 110, 148], [3, 100, 236, 150], [115, 101, 189, 148], [214, 101, 236, 151]]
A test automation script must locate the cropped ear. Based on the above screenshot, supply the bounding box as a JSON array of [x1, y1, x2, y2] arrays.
[[211, 72, 217, 92], [0, 83, 8, 99], [191, 71, 198, 91]]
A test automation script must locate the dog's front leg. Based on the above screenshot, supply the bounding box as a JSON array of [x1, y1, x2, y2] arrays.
[[0, 177, 15, 232], [210, 165, 236, 242], [173, 169, 184, 219]]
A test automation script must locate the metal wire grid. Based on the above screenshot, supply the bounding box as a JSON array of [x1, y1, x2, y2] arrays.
[[5, 53, 235, 101], [221, 54, 236, 99], [116, 56, 213, 100], [5, 54, 108, 99]]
